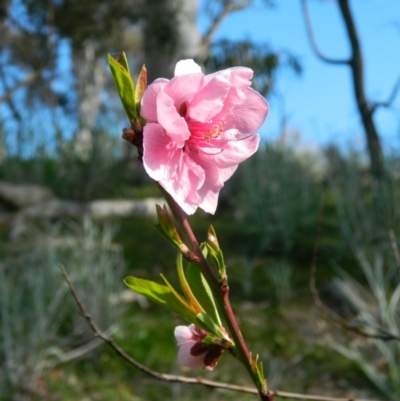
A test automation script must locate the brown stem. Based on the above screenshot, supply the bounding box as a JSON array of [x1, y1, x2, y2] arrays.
[[159, 186, 270, 400], [159, 185, 218, 287]]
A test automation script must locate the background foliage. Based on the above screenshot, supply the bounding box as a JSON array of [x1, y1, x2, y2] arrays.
[[0, 1, 400, 400]]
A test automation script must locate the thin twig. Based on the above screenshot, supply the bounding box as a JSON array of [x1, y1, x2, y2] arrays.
[[200, 0, 252, 60], [60, 264, 382, 401], [371, 74, 400, 113], [202, 0, 251, 46], [300, 0, 350, 65], [310, 194, 400, 341]]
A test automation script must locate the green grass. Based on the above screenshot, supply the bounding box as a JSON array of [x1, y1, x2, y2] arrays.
[[0, 195, 385, 401]]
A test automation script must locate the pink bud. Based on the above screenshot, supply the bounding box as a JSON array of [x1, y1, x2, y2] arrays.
[[174, 324, 224, 371]]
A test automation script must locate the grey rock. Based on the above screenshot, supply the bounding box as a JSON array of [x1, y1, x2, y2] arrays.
[[88, 198, 163, 219], [0, 181, 55, 209], [10, 200, 88, 240], [9, 198, 163, 240], [20, 199, 88, 218]]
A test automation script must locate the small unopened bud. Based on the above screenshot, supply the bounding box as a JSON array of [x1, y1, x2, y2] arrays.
[[156, 204, 183, 247], [135, 65, 148, 108], [174, 324, 231, 371], [207, 225, 220, 253], [122, 121, 143, 160], [205, 225, 226, 284]]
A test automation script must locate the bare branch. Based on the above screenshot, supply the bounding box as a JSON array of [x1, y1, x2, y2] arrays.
[[300, 0, 350, 65], [201, 0, 252, 55], [371, 74, 400, 113], [61, 264, 383, 401]]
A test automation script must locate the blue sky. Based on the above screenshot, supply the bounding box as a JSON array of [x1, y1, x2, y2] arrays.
[[199, 0, 400, 153]]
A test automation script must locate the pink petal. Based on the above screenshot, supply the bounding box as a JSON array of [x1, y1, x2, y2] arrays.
[[228, 67, 253, 105], [213, 165, 239, 187], [195, 169, 224, 215], [186, 152, 224, 215], [192, 134, 260, 178], [188, 69, 231, 122], [198, 188, 220, 215], [214, 134, 260, 170], [174, 59, 202, 76], [177, 342, 206, 368], [212, 128, 238, 148], [229, 67, 253, 90], [142, 123, 179, 181], [159, 153, 205, 215], [144, 125, 206, 215], [209, 67, 253, 105], [165, 73, 204, 111], [141, 78, 169, 121], [156, 90, 191, 147], [188, 151, 223, 185], [213, 88, 268, 136], [174, 325, 194, 346], [141, 61, 268, 216], [187, 135, 259, 214], [209, 135, 260, 186]]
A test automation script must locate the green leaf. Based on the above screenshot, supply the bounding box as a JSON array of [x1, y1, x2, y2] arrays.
[[176, 254, 204, 314], [156, 205, 183, 248], [124, 276, 196, 323], [200, 242, 209, 258], [206, 243, 226, 281], [201, 335, 216, 345], [195, 312, 224, 338], [117, 51, 130, 75], [135, 64, 147, 114], [159, 273, 190, 311], [107, 53, 136, 121], [205, 226, 226, 282], [186, 262, 222, 326], [207, 225, 220, 253]]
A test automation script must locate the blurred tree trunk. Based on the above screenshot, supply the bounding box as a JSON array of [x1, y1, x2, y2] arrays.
[[72, 39, 106, 159], [337, 0, 383, 176], [302, 0, 390, 176], [142, 0, 201, 82]]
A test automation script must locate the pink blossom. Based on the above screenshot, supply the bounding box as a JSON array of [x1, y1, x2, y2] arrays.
[[174, 324, 224, 370], [140, 59, 269, 215]]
